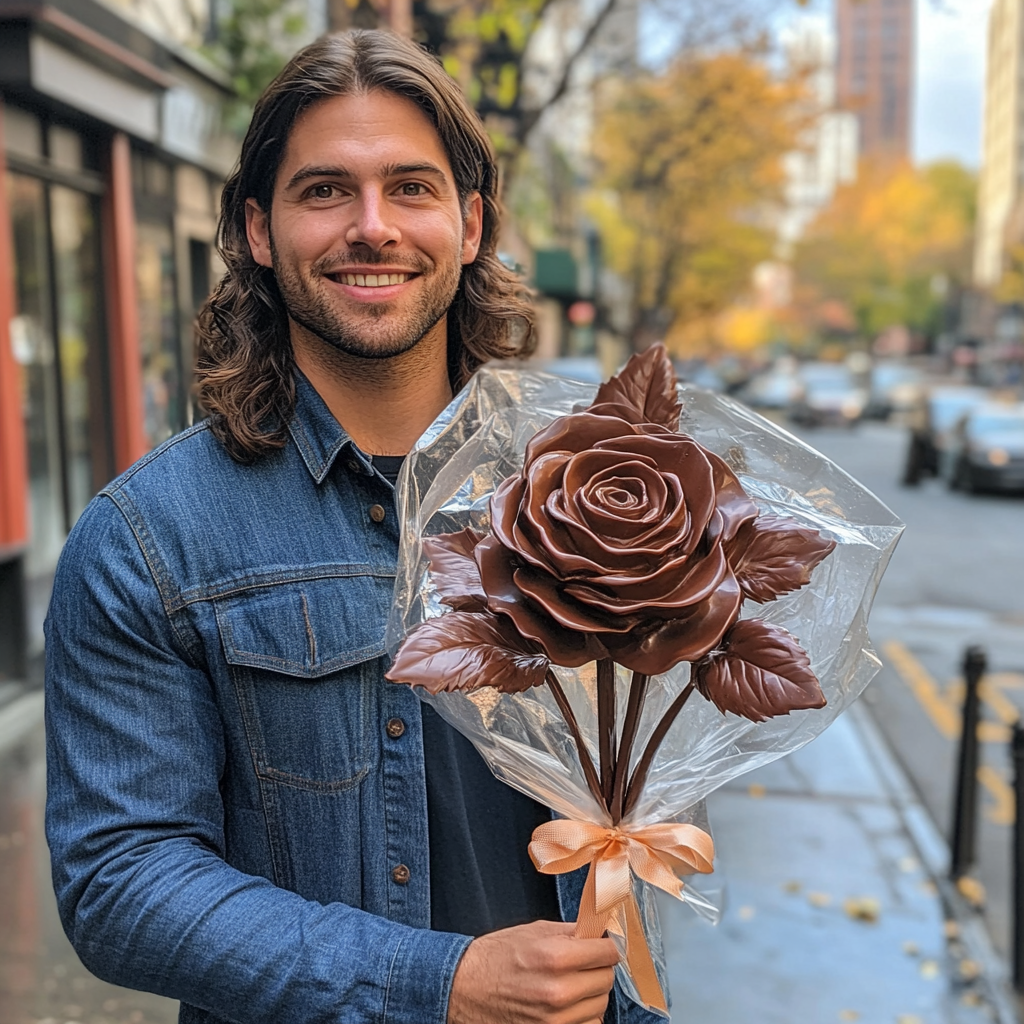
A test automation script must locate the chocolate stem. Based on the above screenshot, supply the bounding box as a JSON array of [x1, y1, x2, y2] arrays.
[[546, 669, 606, 812], [596, 658, 617, 808], [609, 671, 649, 825], [622, 681, 695, 820]]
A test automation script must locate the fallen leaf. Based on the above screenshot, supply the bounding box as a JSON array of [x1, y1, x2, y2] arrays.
[[748, 783, 766, 799], [919, 959, 939, 979], [901, 941, 919, 956], [782, 880, 802, 894], [960, 991, 982, 1007], [838, 1011, 860, 1021], [807, 891, 832, 908], [956, 876, 986, 907], [943, 920, 960, 939], [843, 896, 881, 923], [896, 1016, 923, 1024], [958, 959, 981, 981]]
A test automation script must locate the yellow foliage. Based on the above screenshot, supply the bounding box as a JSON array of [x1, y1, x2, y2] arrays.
[[591, 50, 807, 343]]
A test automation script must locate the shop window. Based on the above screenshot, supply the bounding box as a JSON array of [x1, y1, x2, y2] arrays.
[[136, 221, 183, 447], [3, 104, 43, 161]]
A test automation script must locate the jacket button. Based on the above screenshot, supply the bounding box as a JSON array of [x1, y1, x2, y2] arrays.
[[386, 717, 406, 739], [391, 864, 411, 885], [369, 504, 387, 523], [346, 459, 360, 472]]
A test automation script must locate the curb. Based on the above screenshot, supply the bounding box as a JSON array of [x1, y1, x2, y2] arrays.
[[0, 689, 44, 757], [849, 700, 1021, 1024]]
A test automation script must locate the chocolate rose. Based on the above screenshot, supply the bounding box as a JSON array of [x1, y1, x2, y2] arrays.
[[475, 357, 759, 676]]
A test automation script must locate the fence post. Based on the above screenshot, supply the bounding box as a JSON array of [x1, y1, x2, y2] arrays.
[[950, 645, 986, 880], [1012, 722, 1024, 992]]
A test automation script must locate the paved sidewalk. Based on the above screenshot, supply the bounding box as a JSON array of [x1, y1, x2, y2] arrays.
[[658, 703, 1019, 1024]]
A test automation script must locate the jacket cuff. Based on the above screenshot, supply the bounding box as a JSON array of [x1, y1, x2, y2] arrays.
[[383, 927, 472, 1024]]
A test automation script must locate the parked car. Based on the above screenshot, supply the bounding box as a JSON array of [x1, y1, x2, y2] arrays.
[[865, 362, 925, 420], [788, 363, 868, 427], [909, 385, 990, 479], [945, 402, 1024, 493], [737, 366, 802, 411]]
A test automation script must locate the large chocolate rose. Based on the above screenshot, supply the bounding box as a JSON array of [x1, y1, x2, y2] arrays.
[[478, 407, 759, 674]]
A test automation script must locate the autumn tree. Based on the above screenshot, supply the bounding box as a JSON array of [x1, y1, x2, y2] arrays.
[[587, 49, 805, 349], [793, 160, 976, 341]]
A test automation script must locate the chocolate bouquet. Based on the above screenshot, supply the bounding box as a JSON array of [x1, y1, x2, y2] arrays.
[[385, 347, 902, 1014]]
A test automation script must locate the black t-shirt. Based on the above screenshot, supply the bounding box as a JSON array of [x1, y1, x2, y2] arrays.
[[372, 453, 562, 936]]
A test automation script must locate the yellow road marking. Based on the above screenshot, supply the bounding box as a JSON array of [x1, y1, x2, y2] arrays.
[[882, 640, 1018, 825], [882, 640, 958, 739], [977, 766, 1015, 826]]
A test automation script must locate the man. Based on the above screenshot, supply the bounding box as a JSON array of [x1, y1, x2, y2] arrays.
[[45, 30, 644, 1024]]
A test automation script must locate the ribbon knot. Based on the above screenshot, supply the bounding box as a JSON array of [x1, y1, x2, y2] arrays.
[[529, 819, 715, 1014]]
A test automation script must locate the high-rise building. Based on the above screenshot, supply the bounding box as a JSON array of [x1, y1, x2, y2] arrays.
[[974, 0, 1023, 288], [835, 0, 914, 159]]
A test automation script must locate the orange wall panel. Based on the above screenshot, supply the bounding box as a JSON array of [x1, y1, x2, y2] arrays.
[[0, 103, 29, 551]]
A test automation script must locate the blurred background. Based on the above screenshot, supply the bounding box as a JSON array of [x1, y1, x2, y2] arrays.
[[3, 0, 1024, 1021]]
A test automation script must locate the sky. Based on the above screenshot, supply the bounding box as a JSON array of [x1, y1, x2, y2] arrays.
[[640, 0, 991, 169], [912, 0, 988, 167]]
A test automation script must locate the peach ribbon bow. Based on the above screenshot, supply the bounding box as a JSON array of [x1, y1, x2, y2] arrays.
[[529, 819, 715, 1014]]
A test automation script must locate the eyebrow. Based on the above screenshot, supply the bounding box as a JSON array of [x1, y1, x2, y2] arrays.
[[283, 162, 451, 192]]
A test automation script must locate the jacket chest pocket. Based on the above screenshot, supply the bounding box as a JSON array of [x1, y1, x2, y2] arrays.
[[214, 575, 392, 793]]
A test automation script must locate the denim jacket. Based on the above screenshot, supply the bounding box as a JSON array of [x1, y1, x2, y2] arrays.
[[45, 373, 657, 1024]]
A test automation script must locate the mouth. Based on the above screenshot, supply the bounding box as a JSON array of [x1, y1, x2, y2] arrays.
[[327, 271, 416, 288]]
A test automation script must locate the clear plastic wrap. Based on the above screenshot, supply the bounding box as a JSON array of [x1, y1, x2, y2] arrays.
[[385, 365, 903, 1014]]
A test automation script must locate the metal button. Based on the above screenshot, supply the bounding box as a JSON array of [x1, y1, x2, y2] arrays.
[[386, 718, 406, 739], [391, 864, 411, 885], [369, 504, 386, 523]]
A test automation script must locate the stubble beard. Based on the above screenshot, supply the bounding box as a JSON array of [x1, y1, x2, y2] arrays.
[[270, 235, 463, 362]]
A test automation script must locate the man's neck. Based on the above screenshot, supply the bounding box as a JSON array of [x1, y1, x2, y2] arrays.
[[291, 320, 454, 456]]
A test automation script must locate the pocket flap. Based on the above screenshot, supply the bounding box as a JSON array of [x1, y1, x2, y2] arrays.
[[214, 575, 391, 678]]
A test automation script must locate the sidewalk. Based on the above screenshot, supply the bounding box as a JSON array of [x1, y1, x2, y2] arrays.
[[658, 703, 1019, 1024]]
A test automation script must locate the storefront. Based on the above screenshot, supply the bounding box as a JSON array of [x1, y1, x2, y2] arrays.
[[0, 0, 235, 686]]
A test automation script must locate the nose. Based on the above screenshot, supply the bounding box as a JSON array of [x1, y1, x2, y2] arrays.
[[345, 186, 400, 251]]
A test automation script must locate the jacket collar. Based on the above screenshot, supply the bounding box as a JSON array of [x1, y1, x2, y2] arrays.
[[287, 369, 370, 484]]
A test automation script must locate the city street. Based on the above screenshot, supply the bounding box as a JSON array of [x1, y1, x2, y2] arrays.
[[796, 420, 1024, 959]]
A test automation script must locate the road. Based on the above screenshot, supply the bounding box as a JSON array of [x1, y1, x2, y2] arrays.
[[793, 420, 1024, 959]]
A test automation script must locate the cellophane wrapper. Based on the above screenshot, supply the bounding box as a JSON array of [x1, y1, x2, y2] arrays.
[[385, 366, 903, 1014]]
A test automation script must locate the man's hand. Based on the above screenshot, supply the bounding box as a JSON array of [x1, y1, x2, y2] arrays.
[[447, 920, 620, 1024]]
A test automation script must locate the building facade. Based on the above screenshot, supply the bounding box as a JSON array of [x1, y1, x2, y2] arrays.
[[974, 0, 1023, 289], [0, 0, 238, 687], [835, 0, 913, 160]]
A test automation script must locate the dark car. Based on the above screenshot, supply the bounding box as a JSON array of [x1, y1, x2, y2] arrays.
[[945, 403, 1024, 493], [902, 385, 989, 484]]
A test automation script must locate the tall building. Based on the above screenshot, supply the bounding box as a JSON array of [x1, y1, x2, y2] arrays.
[[974, 0, 1023, 288], [835, 0, 914, 159]]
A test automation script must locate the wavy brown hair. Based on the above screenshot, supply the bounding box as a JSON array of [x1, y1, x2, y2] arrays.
[[195, 29, 535, 463]]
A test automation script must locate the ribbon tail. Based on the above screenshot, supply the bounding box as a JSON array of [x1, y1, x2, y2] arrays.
[[573, 860, 607, 940], [621, 890, 668, 1014]]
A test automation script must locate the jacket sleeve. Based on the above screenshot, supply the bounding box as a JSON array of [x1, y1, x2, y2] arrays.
[[44, 495, 470, 1024]]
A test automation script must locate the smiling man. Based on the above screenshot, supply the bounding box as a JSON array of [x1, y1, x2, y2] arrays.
[[43, 29, 639, 1024]]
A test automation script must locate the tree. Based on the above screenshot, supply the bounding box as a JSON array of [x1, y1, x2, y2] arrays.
[[587, 49, 805, 348], [793, 160, 976, 341]]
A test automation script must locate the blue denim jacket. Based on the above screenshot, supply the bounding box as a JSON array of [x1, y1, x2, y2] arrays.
[[45, 373, 656, 1024]]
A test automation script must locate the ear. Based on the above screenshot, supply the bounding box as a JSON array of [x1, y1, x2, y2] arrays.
[[245, 198, 273, 268], [461, 192, 483, 265]]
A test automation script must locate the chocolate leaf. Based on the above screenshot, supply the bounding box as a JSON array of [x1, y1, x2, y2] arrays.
[[590, 344, 681, 430], [423, 528, 487, 611], [692, 618, 826, 723], [385, 611, 550, 694], [726, 515, 836, 603]]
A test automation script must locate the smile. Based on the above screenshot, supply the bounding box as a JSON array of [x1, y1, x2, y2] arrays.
[[330, 272, 413, 287]]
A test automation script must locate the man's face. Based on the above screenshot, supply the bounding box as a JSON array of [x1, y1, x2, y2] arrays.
[[245, 90, 483, 361]]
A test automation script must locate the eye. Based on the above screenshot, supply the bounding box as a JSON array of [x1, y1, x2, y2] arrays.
[[399, 182, 428, 196], [309, 183, 337, 200]]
